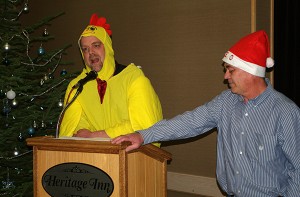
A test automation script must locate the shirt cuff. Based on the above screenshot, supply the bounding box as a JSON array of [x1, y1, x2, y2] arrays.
[[138, 129, 154, 145]]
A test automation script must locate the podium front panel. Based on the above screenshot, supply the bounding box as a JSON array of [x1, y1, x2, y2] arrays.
[[27, 137, 171, 197], [35, 149, 121, 197]]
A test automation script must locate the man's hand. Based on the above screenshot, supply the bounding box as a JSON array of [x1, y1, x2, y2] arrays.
[[111, 133, 144, 152], [73, 129, 109, 138]]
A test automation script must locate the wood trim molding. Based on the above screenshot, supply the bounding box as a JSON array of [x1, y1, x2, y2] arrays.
[[270, 0, 274, 84], [167, 172, 225, 197], [251, 0, 256, 32]]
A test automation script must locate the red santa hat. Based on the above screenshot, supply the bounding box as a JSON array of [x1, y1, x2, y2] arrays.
[[222, 30, 274, 77]]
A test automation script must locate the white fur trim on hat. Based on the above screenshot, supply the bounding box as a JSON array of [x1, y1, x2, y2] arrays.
[[222, 51, 266, 77], [266, 57, 275, 68]]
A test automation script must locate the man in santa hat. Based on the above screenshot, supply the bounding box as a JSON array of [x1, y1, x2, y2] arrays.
[[112, 30, 300, 197]]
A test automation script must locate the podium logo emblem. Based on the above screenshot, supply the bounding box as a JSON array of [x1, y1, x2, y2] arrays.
[[42, 162, 114, 197]]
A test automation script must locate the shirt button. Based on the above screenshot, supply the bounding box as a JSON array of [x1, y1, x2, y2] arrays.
[[239, 151, 243, 155], [259, 145, 264, 150], [241, 132, 244, 135], [245, 113, 248, 116], [238, 190, 241, 193], [236, 171, 239, 174]]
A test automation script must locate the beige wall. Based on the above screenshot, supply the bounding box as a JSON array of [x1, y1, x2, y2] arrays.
[[22, 0, 271, 195]]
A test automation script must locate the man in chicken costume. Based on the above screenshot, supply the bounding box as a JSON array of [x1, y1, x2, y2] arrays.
[[59, 14, 162, 147]]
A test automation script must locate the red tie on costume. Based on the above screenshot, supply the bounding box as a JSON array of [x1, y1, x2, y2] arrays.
[[96, 78, 107, 104]]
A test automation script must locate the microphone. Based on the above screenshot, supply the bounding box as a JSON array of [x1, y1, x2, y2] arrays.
[[72, 70, 98, 89]]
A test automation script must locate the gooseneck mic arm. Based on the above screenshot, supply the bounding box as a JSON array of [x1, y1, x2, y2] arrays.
[[55, 70, 98, 138], [72, 70, 98, 90], [55, 90, 80, 138]]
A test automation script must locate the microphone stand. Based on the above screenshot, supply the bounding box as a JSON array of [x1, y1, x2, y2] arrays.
[[55, 85, 83, 138]]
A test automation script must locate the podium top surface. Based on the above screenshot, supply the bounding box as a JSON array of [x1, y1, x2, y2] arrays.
[[27, 136, 172, 162]]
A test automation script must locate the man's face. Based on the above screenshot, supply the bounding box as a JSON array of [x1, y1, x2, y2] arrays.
[[223, 63, 254, 97], [80, 36, 105, 72]]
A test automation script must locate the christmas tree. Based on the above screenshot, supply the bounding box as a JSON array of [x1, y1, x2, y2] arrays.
[[0, 0, 76, 196]]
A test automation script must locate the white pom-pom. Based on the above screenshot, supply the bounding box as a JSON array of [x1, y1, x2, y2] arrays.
[[266, 57, 274, 68]]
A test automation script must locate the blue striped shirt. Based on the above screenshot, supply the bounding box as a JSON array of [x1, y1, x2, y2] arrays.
[[140, 80, 300, 197]]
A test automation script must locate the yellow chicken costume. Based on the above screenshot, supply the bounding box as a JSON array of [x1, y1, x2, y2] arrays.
[[59, 14, 162, 146]]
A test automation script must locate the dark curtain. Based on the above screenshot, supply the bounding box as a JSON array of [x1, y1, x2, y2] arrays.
[[274, 1, 300, 107]]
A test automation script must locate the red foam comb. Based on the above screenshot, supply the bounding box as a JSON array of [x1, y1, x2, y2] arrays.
[[89, 14, 112, 36]]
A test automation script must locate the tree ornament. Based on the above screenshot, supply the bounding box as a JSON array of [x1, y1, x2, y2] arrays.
[[0, 89, 5, 99], [11, 99, 18, 108], [40, 78, 45, 86], [13, 148, 19, 156], [41, 120, 46, 130], [48, 73, 54, 79], [2, 104, 11, 116], [15, 168, 23, 175], [38, 46, 45, 55], [3, 43, 10, 51], [44, 74, 49, 81], [28, 127, 35, 136], [17, 133, 25, 142], [47, 68, 54, 79], [23, 3, 29, 12], [6, 89, 16, 100], [33, 120, 38, 129], [2, 98, 11, 116], [60, 69, 67, 76], [2, 168, 15, 189], [2, 57, 10, 66], [58, 99, 63, 107], [43, 28, 49, 37]]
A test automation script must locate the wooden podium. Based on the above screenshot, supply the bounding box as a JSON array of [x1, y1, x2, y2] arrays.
[[26, 136, 172, 197]]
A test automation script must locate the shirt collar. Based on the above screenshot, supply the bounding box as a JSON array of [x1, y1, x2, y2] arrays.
[[247, 78, 272, 107]]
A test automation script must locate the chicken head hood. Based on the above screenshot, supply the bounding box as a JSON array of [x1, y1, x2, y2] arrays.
[[78, 13, 115, 81]]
